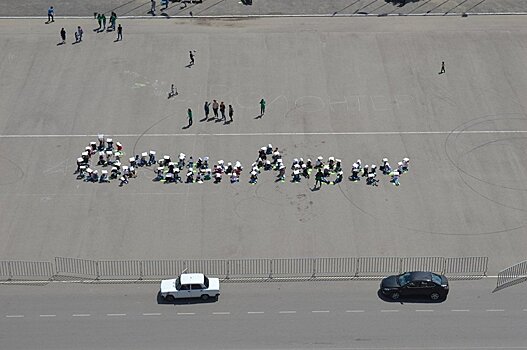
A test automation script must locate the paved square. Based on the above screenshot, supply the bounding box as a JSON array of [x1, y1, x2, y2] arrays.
[[0, 17, 526, 272]]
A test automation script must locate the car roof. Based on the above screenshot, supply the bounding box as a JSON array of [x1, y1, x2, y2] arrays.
[[407, 271, 433, 281], [180, 273, 205, 285]]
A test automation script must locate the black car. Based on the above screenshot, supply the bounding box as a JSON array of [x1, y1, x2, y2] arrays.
[[380, 271, 449, 301]]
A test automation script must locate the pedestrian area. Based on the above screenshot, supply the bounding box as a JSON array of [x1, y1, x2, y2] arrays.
[[0, 17, 526, 273]]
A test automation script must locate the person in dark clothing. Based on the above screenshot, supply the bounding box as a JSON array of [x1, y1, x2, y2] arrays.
[[60, 28, 66, 44], [219, 102, 226, 121], [228, 105, 234, 122], [204, 101, 210, 119], [117, 24, 122, 41]]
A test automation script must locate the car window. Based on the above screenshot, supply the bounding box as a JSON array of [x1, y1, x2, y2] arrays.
[[204, 276, 209, 288], [180, 284, 190, 290], [175, 277, 182, 290], [398, 272, 412, 286], [431, 273, 442, 285], [190, 284, 202, 290], [407, 282, 418, 288]]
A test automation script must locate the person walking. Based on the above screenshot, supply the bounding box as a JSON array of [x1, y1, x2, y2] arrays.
[[77, 26, 83, 42], [219, 101, 226, 121], [60, 27, 66, 44], [96, 13, 102, 31], [187, 108, 193, 127], [260, 98, 266, 117], [439, 61, 445, 74], [116, 24, 122, 41], [204, 101, 210, 119], [212, 100, 219, 120], [101, 13, 107, 31], [109, 12, 117, 31], [47, 6, 54, 23], [150, 0, 156, 15], [189, 51, 195, 66], [228, 105, 234, 123], [313, 168, 323, 190]]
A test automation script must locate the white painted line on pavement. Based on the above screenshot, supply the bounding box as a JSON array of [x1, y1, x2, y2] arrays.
[[212, 312, 231, 315], [1, 130, 527, 139], [279, 311, 297, 314], [451, 309, 470, 312], [6, 315, 24, 318], [415, 310, 434, 312], [142, 313, 162, 316], [486, 309, 505, 312], [39, 314, 56, 317], [312, 310, 330, 313], [107, 313, 126, 316], [177, 312, 195, 315], [380, 310, 399, 313], [72, 314, 91, 317], [247, 311, 264, 314], [346, 310, 365, 313]]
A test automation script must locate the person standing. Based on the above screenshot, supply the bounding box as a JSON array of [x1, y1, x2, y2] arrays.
[[187, 108, 193, 127], [60, 27, 66, 44], [96, 13, 102, 31], [189, 51, 195, 66], [260, 98, 266, 116], [101, 13, 107, 31], [439, 61, 445, 74], [212, 100, 219, 120], [117, 24, 122, 41], [109, 12, 117, 31], [150, 0, 156, 15], [204, 101, 210, 119], [219, 102, 226, 121], [77, 26, 83, 42], [228, 105, 234, 123], [47, 6, 54, 23]]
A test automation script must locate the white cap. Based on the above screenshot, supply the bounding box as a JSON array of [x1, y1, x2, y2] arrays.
[[106, 151, 113, 156], [317, 156, 323, 161], [168, 162, 175, 166], [235, 161, 241, 167], [307, 158, 312, 163], [277, 159, 283, 163], [357, 159, 361, 163], [99, 151, 105, 156], [122, 166, 129, 170], [204, 156, 209, 161], [266, 160, 271, 164], [130, 167, 135, 171], [294, 164, 300, 169], [227, 162, 232, 166], [86, 168, 93, 173], [111, 166, 117, 171], [293, 170, 300, 175], [187, 171, 193, 176], [179, 153, 185, 159], [371, 164, 377, 169], [141, 152, 148, 157], [398, 162, 403, 166], [107, 138, 113, 142], [157, 167, 164, 171], [120, 176, 126, 181], [403, 157, 409, 162], [85, 146, 91, 151], [301, 164, 306, 168], [77, 157, 83, 162], [338, 171, 343, 175], [336, 159, 341, 163], [251, 171, 257, 175], [93, 170, 98, 174], [368, 173, 374, 178], [101, 170, 108, 174], [383, 158, 388, 162], [175, 168, 180, 173], [218, 160, 224, 165], [165, 173, 173, 178], [353, 163, 358, 168], [393, 171, 399, 175], [82, 151, 89, 156], [98, 134, 104, 140], [268, 144, 272, 148], [164, 155, 170, 160], [279, 165, 285, 169], [129, 157, 135, 162], [261, 147, 266, 151], [90, 141, 96, 146], [79, 165, 87, 170], [150, 150, 156, 155], [116, 142, 122, 147], [293, 158, 298, 163], [329, 157, 335, 161]]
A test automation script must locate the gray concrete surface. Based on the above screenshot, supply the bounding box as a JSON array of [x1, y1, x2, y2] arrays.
[[2, 0, 527, 17], [0, 279, 526, 349], [0, 17, 527, 273]]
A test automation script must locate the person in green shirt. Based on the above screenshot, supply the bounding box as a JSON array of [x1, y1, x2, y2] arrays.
[[260, 98, 266, 117], [187, 108, 193, 127]]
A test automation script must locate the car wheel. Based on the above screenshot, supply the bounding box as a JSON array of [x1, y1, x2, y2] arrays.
[[165, 295, 175, 302], [201, 294, 209, 301], [430, 292, 441, 300], [390, 292, 400, 300]]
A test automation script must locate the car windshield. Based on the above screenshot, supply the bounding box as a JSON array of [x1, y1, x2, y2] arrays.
[[204, 276, 209, 288], [175, 277, 182, 290], [397, 272, 412, 286], [431, 273, 442, 285]]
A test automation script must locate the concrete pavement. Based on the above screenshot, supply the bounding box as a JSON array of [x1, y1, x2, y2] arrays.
[[2, 0, 527, 17], [1, 17, 527, 273], [0, 278, 526, 349]]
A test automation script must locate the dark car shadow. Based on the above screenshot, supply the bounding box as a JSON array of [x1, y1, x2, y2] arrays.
[[377, 289, 446, 304], [156, 291, 218, 305]]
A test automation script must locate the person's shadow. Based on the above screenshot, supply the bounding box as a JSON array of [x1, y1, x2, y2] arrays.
[[185, 63, 193, 68], [182, 125, 191, 129], [254, 114, 262, 119], [56, 42, 64, 46]]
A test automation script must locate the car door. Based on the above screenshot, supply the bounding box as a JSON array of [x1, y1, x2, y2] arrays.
[[190, 284, 204, 298], [403, 281, 422, 297]]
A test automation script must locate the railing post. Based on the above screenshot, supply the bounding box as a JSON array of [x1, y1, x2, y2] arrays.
[[312, 258, 317, 278], [226, 260, 230, 280], [95, 261, 100, 280], [269, 259, 273, 279], [139, 261, 143, 280], [8, 261, 13, 280]]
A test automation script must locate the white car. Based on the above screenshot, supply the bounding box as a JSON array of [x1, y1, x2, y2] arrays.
[[160, 273, 220, 301]]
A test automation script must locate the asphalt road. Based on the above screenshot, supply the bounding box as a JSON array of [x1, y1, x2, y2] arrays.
[[0, 278, 526, 349]]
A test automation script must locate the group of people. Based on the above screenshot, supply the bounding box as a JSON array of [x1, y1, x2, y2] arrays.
[[94, 12, 118, 33], [74, 137, 410, 188], [203, 100, 234, 124]]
